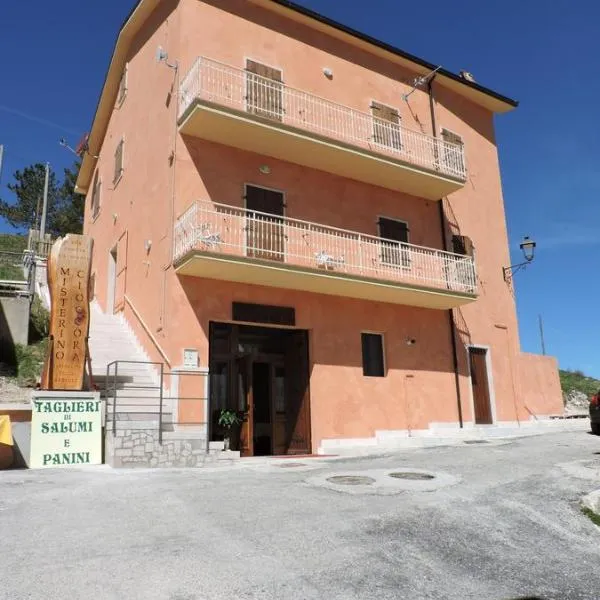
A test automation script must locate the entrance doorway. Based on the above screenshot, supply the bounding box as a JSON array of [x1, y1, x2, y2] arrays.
[[209, 323, 311, 457], [468, 347, 493, 425]]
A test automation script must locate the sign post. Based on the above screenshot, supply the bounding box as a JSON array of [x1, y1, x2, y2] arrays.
[[31, 233, 102, 469]]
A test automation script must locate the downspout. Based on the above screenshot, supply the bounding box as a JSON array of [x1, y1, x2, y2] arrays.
[[427, 77, 464, 428]]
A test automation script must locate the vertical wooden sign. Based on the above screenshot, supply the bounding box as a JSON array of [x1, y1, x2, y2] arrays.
[[42, 234, 93, 391]]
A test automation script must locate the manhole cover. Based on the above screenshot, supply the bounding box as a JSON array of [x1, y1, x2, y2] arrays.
[[278, 462, 305, 469], [327, 475, 376, 486], [464, 440, 489, 445], [388, 472, 435, 481]]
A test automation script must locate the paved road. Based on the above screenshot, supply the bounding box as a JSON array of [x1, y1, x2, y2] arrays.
[[2, 431, 600, 599]]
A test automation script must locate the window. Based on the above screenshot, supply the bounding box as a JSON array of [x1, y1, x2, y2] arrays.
[[113, 138, 124, 185], [441, 128, 465, 176], [361, 333, 385, 377], [378, 217, 410, 268], [91, 171, 101, 219], [246, 60, 283, 121], [371, 101, 402, 150], [452, 235, 474, 257], [451, 235, 475, 292], [117, 64, 128, 106]]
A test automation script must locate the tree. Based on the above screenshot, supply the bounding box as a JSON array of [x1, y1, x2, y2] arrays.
[[0, 161, 83, 237]]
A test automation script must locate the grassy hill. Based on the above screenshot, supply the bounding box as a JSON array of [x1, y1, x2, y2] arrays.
[[560, 369, 600, 398], [0, 233, 27, 279], [0, 233, 27, 253]]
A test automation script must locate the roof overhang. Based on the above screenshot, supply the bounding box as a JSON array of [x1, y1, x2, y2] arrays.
[[76, 0, 518, 194]]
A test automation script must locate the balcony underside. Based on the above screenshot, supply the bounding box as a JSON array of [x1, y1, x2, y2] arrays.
[[179, 101, 465, 200], [175, 251, 477, 310]]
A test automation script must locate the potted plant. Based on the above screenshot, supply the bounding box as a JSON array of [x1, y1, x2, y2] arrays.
[[218, 409, 242, 451]]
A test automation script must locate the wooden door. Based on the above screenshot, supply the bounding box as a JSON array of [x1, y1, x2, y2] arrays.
[[236, 354, 254, 456], [371, 101, 402, 150], [246, 60, 283, 121], [378, 217, 410, 268], [469, 347, 493, 425], [284, 330, 311, 454], [246, 185, 285, 262]]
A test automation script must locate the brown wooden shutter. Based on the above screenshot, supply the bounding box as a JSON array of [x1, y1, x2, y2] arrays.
[[452, 235, 474, 257], [113, 139, 124, 184], [245, 185, 285, 262], [246, 60, 283, 121], [442, 129, 463, 146], [379, 217, 410, 267], [371, 102, 401, 150], [371, 101, 400, 124]]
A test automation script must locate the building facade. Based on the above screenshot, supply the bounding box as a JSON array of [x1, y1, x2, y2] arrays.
[[77, 0, 563, 457]]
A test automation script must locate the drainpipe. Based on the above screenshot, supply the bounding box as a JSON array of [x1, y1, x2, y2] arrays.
[[427, 77, 464, 428]]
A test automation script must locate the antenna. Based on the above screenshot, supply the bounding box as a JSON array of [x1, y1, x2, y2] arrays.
[[156, 46, 178, 71], [59, 135, 98, 160], [402, 66, 442, 102]]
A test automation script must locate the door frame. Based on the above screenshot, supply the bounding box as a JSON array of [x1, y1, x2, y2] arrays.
[[107, 245, 118, 314], [207, 321, 312, 456], [465, 344, 496, 425], [243, 183, 287, 260]]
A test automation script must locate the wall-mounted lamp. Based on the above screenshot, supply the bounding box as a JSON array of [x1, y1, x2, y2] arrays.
[[259, 165, 271, 175], [323, 67, 333, 80], [144, 239, 153, 253], [503, 236, 536, 282], [112, 213, 118, 223], [406, 338, 416, 346]]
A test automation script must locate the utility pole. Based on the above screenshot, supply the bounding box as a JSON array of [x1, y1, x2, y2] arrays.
[[39, 162, 50, 239], [538, 314, 546, 356], [0, 144, 4, 185]]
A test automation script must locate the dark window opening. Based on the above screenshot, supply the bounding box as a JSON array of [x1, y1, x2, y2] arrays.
[[379, 217, 410, 268], [361, 333, 385, 377]]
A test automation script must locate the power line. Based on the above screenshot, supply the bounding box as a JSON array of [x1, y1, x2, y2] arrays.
[[0, 104, 81, 136]]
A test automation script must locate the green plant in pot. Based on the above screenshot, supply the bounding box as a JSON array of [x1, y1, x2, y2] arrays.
[[218, 409, 242, 451]]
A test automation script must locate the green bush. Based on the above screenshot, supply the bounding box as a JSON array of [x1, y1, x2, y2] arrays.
[[29, 296, 50, 342], [14, 339, 48, 387]]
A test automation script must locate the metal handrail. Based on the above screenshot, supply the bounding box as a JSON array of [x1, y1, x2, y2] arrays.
[[174, 201, 478, 295], [179, 56, 467, 181]]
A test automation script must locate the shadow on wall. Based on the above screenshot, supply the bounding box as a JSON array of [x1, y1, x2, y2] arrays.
[[177, 274, 470, 378], [0, 300, 20, 372], [198, 0, 496, 143]]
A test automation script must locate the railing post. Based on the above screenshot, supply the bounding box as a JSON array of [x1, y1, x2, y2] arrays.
[[112, 362, 118, 436], [358, 234, 363, 274], [158, 363, 164, 445]]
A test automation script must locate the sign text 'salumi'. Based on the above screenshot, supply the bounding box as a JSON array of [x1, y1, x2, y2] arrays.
[[30, 394, 102, 468]]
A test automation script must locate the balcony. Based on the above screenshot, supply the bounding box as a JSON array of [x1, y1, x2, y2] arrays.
[[173, 202, 477, 310], [178, 58, 467, 200]]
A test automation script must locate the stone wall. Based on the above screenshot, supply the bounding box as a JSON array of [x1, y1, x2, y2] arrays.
[[105, 424, 238, 468]]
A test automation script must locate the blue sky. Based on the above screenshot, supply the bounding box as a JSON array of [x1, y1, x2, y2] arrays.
[[1, 1, 598, 376]]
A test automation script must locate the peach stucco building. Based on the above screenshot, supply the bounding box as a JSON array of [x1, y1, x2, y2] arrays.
[[77, 0, 563, 457]]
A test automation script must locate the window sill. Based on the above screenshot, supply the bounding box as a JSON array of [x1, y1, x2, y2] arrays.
[[91, 210, 101, 224], [113, 173, 123, 189]]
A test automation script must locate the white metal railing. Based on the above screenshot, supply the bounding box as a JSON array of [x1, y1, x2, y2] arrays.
[[173, 201, 477, 295], [179, 57, 467, 181]]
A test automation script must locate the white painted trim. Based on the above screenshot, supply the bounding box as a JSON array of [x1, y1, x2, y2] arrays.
[[465, 344, 497, 425]]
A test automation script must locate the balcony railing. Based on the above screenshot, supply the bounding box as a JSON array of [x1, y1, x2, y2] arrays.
[[174, 202, 477, 296], [179, 57, 467, 182]]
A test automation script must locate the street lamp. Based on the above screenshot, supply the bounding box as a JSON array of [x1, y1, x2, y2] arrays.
[[503, 236, 536, 282]]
